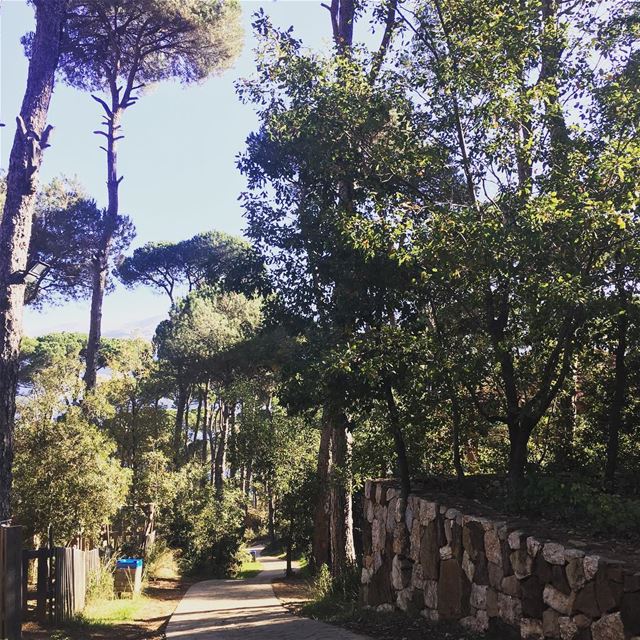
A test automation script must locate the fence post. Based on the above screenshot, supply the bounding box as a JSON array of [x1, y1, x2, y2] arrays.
[[1, 526, 23, 640]]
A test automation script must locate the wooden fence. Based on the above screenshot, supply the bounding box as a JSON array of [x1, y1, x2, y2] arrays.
[[53, 548, 99, 622], [2, 526, 102, 638], [0, 526, 22, 640]]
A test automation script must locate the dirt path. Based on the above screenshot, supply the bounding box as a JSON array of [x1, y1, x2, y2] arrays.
[[165, 546, 370, 639]]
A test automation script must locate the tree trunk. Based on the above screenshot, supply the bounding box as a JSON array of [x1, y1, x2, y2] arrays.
[[507, 422, 530, 496], [605, 276, 628, 489], [312, 408, 332, 571], [450, 392, 465, 481], [329, 414, 355, 578], [285, 531, 293, 578], [383, 377, 411, 500], [214, 403, 229, 496], [172, 383, 188, 467], [0, 0, 67, 521], [84, 102, 123, 389], [267, 482, 276, 544]]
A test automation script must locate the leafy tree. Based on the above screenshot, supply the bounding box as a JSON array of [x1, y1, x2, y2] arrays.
[[29, 190, 135, 315], [118, 230, 264, 304], [0, 0, 68, 521], [155, 288, 262, 477], [56, 0, 244, 389], [14, 408, 131, 545]]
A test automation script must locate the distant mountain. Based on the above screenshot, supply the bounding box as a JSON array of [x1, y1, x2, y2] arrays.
[[103, 314, 165, 340]]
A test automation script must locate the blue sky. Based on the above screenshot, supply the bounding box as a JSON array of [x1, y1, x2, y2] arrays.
[[0, 0, 345, 338]]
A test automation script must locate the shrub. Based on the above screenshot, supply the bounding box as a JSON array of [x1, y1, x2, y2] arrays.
[[180, 485, 246, 577]]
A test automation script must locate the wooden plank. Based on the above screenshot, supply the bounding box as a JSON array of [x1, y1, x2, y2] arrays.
[[2, 526, 23, 640], [35, 550, 49, 623]]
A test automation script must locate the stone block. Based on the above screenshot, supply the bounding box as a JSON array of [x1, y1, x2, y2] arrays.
[[412, 562, 425, 591], [461, 610, 490, 633], [393, 522, 409, 556], [392, 555, 412, 591], [440, 545, 453, 561], [543, 543, 566, 566], [487, 587, 499, 617], [375, 483, 384, 504], [544, 584, 575, 615], [502, 575, 523, 598], [437, 558, 471, 620], [372, 517, 386, 552], [595, 567, 622, 614], [405, 504, 414, 531], [583, 556, 600, 582], [543, 608, 560, 638], [409, 520, 421, 562], [521, 575, 545, 618], [558, 616, 578, 640], [471, 583, 488, 610], [567, 557, 586, 591], [574, 582, 600, 618], [424, 579, 438, 609], [462, 550, 475, 582], [512, 548, 535, 579], [528, 537, 543, 559], [489, 561, 504, 589], [420, 519, 441, 580], [386, 497, 398, 532], [573, 614, 591, 628], [535, 554, 553, 583], [364, 480, 373, 499], [552, 565, 572, 596], [591, 612, 624, 640], [498, 592, 523, 625], [474, 553, 490, 585], [509, 530, 526, 550], [521, 618, 544, 639], [421, 607, 439, 622], [463, 521, 485, 561], [485, 528, 503, 566], [419, 499, 438, 524]]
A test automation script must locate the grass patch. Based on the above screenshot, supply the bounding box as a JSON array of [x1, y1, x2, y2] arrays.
[[79, 595, 149, 625], [236, 558, 263, 579]]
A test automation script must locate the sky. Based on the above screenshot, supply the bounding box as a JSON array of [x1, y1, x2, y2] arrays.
[[0, 0, 344, 339]]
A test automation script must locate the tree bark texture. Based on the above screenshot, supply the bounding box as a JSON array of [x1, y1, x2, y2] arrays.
[[329, 413, 356, 577], [312, 409, 333, 571], [84, 107, 123, 389], [214, 403, 229, 495], [0, 0, 67, 521]]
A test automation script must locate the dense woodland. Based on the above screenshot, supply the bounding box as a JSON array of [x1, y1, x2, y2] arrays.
[[0, 0, 639, 585]]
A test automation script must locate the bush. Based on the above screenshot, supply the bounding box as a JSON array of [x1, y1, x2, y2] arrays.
[[86, 561, 115, 604], [519, 475, 640, 536], [180, 484, 246, 577]]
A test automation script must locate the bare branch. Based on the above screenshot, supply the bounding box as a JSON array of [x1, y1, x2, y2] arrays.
[[91, 95, 113, 118]]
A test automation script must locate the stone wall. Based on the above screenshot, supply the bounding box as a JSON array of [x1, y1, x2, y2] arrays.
[[360, 479, 640, 640]]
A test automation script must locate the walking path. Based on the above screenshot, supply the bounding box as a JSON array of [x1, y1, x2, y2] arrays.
[[165, 546, 370, 639]]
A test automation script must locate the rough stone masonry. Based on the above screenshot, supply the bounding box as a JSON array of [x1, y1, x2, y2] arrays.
[[360, 479, 640, 640]]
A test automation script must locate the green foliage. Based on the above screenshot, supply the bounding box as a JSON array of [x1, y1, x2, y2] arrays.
[[179, 482, 246, 577], [518, 476, 640, 536], [117, 231, 265, 303], [59, 0, 243, 91], [28, 179, 135, 308], [86, 564, 116, 605], [13, 407, 131, 545]]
